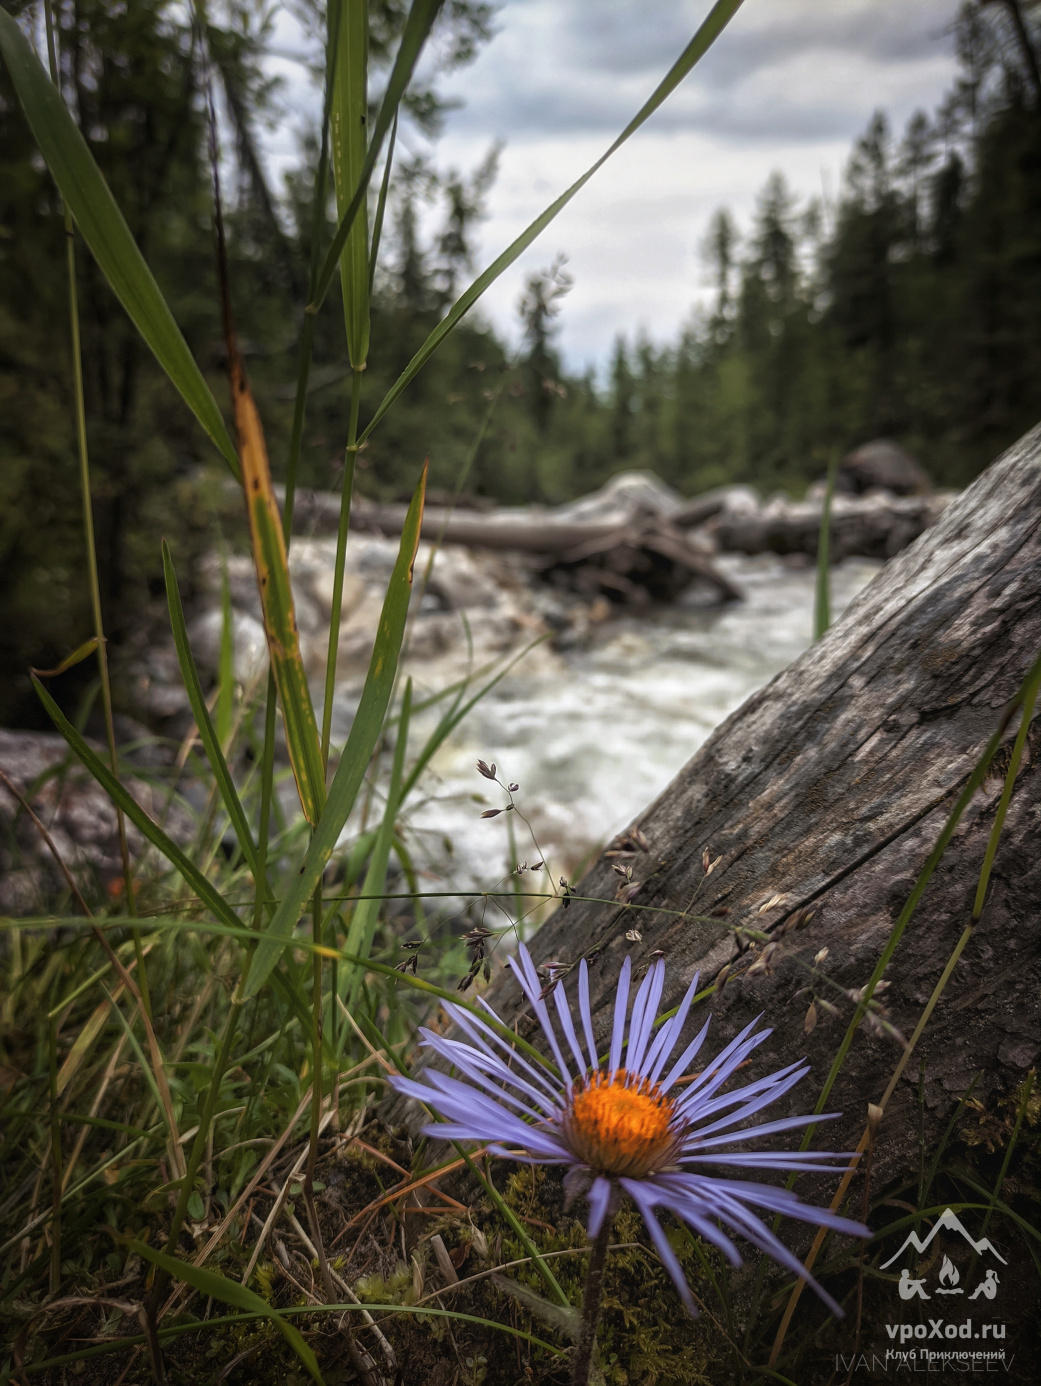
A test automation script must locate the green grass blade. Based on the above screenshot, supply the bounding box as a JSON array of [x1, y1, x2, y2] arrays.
[[216, 556, 235, 748], [241, 465, 427, 1000], [330, 0, 370, 369], [32, 677, 243, 935], [312, 0, 445, 309], [368, 110, 397, 292], [162, 542, 263, 886], [814, 450, 838, 640], [0, 7, 239, 478], [358, 0, 746, 444], [342, 679, 412, 1012], [126, 1239, 323, 1384]]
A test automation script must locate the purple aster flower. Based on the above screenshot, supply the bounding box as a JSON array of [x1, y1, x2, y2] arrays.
[[391, 945, 867, 1318]]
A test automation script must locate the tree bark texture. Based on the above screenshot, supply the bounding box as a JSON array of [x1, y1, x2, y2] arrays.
[[398, 424, 1041, 1192]]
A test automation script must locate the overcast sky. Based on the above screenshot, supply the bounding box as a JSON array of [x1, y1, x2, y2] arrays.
[[266, 0, 964, 373]]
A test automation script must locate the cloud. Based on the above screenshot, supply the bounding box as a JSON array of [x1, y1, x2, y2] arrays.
[[438, 0, 961, 143], [259, 0, 964, 369]]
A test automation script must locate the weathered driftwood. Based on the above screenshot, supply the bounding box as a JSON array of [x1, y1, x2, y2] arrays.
[[390, 424, 1041, 1199], [284, 488, 742, 605], [710, 489, 953, 562], [285, 479, 951, 579]]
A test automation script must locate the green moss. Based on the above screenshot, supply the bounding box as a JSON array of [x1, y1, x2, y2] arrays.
[[489, 1165, 723, 1385]]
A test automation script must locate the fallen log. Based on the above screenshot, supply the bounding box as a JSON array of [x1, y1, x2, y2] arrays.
[[282, 488, 742, 606], [711, 488, 954, 561], [388, 425, 1041, 1316]]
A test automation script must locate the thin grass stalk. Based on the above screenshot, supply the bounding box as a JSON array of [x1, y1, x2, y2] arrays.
[[320, 374, 362, 767], [216, 557, 234, 749], [813, 449, 838, 641], [48, 1017, 61, 1295], [303, 884, 339, 1299], [368, 109, 397, 292], [453, 1144, 570, 1308], [307, 883, 325, 1187], [43, 0, 148, 1010], [150, 1000, 241, 1314], [252, 669, 278, 936]]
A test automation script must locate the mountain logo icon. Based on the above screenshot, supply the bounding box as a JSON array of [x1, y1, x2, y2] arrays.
[[880, 1208, 1007, 1270]]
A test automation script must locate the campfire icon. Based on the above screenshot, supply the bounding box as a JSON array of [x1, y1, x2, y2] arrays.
[[935, 1254, 963, 1294]]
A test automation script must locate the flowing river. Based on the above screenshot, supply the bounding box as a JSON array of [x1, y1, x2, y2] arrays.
[[327, 553, 882, 901]]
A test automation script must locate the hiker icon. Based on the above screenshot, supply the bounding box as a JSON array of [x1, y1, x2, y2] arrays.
[[969, 1270, 999, 1301], [898, 1269, 931, 1301]]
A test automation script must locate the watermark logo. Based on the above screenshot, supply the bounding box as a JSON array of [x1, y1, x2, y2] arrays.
[[834, 1209, 1016, 1375], [880, 1207, 1006, 1302]]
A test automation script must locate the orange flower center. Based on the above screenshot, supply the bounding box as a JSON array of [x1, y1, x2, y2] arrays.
[[562, 1069, 681, 1177]]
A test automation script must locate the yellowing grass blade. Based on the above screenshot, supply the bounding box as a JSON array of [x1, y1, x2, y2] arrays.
[[230, 350, 325, 826], [330, 0, 370, 368], [242, 463, 427, 1001], [0, 7, 239, 478]]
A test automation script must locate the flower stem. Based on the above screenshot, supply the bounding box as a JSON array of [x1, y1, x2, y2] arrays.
[[571, 1217, 613, 1386]]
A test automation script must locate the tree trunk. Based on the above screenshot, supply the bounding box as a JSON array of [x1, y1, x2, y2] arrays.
[[398, 424, 1041, 1193]]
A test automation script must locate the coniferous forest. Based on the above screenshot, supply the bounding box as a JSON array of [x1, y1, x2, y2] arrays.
[[2, 0, 1040, 723]]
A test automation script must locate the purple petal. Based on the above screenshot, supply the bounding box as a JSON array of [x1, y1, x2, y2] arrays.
[[553, 979, 591, 1079], [434, 1009, 564, 1107], [586, 1176, 613, 1238], [682, 1152, 856, 1173], [707, 1177, 868, 1240], [683, 1060, 808, 1127], [645, 971, 700, 1084], [658, 1017, 712, 1094], [681, 1111, 841, 1153], [424, 1038, 558, 1120], [619, 1178, 698, 1315], [508, 946, 573, 1088], [609, 955, 632, 1075], [577, 960, 599, 1071], [699, 1188, 848, 1317], [470, 1004, 566, 1095], [672, 1022, 772, 1113], [422, 1124, 572, 1160], [437, 1002, 560, 1099], [408, 1072, 566, 1152], [627, 958, 665, 1077]]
